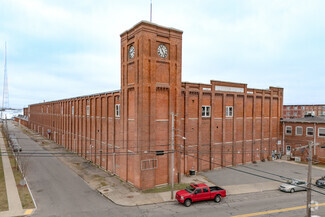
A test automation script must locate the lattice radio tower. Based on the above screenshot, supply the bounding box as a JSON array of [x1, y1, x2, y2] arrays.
[[2, 41, 9, 110]]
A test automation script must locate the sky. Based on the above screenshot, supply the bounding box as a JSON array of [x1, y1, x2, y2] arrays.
[[0, 0, 324, 109]]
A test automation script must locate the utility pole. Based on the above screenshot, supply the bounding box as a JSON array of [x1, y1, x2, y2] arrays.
[[306, 141, 313, 217], [170, 112, 175, 199]]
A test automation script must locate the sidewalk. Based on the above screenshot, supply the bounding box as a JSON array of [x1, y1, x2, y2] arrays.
[[15, 123, 325, 207], [0, 130, 34, 217]]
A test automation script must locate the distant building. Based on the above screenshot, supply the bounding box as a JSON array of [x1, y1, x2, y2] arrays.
[[281, 116, 325, 162], [283, 104, 325, 119], [19, 21, 284, 190]]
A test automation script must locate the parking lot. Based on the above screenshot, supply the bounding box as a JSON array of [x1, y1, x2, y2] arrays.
[[201, 160, 325, 194]]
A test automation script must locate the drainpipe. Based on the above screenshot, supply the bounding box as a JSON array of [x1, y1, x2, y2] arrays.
[[282, 122, 285, 155], [314, 123, 316, 155]]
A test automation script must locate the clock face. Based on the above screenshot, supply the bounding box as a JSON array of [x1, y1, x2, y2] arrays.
[[129, 45, 135, 59], [157, 44, 168, 58]]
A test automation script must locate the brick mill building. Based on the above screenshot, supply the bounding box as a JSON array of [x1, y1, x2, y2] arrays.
[[23, 21, 284, 190], [282, 116, 325, 162], [283, 104, 325, 119]]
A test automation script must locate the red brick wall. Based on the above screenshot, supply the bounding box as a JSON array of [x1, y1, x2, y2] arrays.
[[282, 121, 325, 162], [27, 21, 284, 190]]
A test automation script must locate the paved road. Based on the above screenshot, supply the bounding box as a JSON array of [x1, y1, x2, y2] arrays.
[[9, 122, 325, 217], [9, 122, 139, 217]]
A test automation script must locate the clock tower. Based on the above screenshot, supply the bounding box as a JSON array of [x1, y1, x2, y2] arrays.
[[120, 21, 183, 189]]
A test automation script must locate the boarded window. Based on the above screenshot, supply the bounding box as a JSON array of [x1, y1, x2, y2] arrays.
[[141, 159, 158, 170], [296, 126, 303, 136], [86, 105, 90, 116]]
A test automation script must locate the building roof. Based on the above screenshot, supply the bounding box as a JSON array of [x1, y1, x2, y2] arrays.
[[282, 116, 325, 124], [120, 20, 183, 36]]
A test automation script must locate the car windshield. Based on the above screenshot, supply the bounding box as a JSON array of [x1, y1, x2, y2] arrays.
[[286, 180, 296, 185], [185, 185, 196, 193]]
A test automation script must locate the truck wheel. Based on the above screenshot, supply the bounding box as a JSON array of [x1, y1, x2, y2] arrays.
[[184, 199, 192, 207], [290, 188, 295, 193], [214, 195, 221, 203]]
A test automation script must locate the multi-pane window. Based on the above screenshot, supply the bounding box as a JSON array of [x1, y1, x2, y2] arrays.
[[72, 106, 74, 115], [285, 126, 292, 135], [226, 106, 233, 117], [115, 104, 120, 117], [202, 106, 211, 117], [296, 126, 303, 136], [306, 127, 314, 136], [301, 106, 305, 110], [318, 128, 325, 137]]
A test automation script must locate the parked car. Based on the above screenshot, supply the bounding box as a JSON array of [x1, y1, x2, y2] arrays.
[[316, 176, 325, 188], [279, 179, 307, 193], [176, 183, 226, 207]]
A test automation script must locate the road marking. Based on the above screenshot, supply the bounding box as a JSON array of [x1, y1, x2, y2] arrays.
[[232, 203, 325, 217], [24, 209, 33, 215]]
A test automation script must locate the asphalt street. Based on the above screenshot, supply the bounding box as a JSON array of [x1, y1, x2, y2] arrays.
[[9, 122, 325, 217]]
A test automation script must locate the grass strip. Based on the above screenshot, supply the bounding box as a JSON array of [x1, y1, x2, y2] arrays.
[[3, 129, 34, 209], [142, 183, 189, 193], [0, 146, 9, 211]]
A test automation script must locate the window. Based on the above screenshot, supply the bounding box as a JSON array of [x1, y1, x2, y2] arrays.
[[294, 112, 297, 116], [72, 106, 74, 115], [203, 187, 209, 193], [86, 105, 90, 116], [226, 106, 233, 117], [301, 106, 305, 110], [286, 106, 290, 109], [194, 188, 202, 194], [141, 159, 157, 170], [115, 104, 120, 117], [61, 106, 63, 114], [41, 107, 43, 113], [296, 126, 303, 136], [286, 112, 290, 116], [294, 107, 298, 110], [323, 106, 325, 110], [202, 106, 211, 117], [318, 128, 325, 137], [306, 127, 314, 136], [285, 126, 292, 135]]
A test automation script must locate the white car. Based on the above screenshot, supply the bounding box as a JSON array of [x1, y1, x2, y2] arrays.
[[279, 179, 307, 193]]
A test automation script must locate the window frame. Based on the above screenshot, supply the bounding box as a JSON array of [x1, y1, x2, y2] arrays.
[[306, 127, 314, 136], [285, 126, 292, 135], [226, 106, 233, 117], [86, 105, 90, 116], [318, 128, 325, 137], [295, 126, 303, 136], [115, 104, 120, 117], [202, 105, 211, 117]]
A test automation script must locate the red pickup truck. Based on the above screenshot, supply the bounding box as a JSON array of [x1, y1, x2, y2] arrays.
[[176, 183, 226, 207]]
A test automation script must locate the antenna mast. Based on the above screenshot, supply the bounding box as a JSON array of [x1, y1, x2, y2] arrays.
[[150, 0, 152, 22], [2, 42, 9, 110]]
